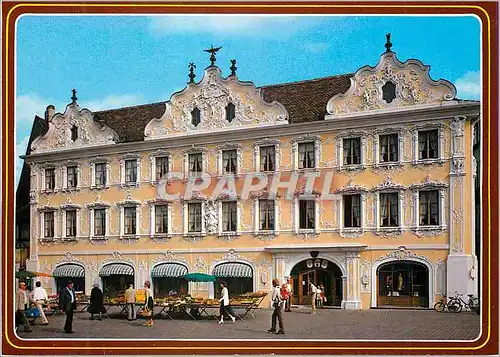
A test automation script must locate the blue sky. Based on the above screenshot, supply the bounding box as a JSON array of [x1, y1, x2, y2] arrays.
[[15, 15, 481, 183]]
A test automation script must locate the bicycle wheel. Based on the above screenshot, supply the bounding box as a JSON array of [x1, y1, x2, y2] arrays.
[[448, 301, 462, 313], [434, 301, 446, 312]]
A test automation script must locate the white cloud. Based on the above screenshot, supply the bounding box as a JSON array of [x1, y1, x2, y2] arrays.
[[454, 71, 480, 100], [16, 93, 53, 124], [148, 16, 319, 39], [80, 94, 145, 111]]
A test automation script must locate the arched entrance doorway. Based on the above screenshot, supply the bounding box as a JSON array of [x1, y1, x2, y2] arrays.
[[290, 259, 343, 307], [377, 261, 429, 307]]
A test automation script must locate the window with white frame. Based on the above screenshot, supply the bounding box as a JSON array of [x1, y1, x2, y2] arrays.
[[45, 168, 55, 190], [222, 150, 237, 174], [155, 205, 169, 234], [298, 142, 315, 169], [343, 194, 361, 228], [65, 210, 77, 237], [125, 160, 137, 184], [189, 153, 203, 176], [95, 162, 107, 187], [124, 207, 137, 235], [259, 200, 275, 231], [419, 190, 440, 226], [94, 208, 106, 236], [66, 166, 78, 189], [343, 138, 361, 165], [379, 134, 399, 163], [188, 202, 202, 232], [380, 193, 399, 227], [418, 130, 439, 160], [260, 146, 276, 172], [155, 157, 169, 181], [299, 200, 315, 230], [44, 211, 55, 238], [222, 202, 237, 232]]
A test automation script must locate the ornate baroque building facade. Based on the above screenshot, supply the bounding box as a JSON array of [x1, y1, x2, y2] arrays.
[[18, 41, 480, 309]]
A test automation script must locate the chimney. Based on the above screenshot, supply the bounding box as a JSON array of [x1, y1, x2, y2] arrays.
[[45, 105, 55, 122]]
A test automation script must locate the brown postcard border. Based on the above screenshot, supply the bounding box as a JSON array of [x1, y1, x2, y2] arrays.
[[2, 1, 498, 355]]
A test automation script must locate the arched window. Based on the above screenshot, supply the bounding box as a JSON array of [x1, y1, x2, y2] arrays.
[[191, 108, 201, 127], [225, 103, 236, 122]]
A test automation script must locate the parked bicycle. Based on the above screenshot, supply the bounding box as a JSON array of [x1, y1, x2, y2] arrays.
[[434, 295, 461, 313], [447, 291, 480, 314]]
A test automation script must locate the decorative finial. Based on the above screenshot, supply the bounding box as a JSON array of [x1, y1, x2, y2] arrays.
[[188, 62, 196, 84], [203, 45, 222, 66], [385, 33, 392, 53], [230, 59, 237, 76], [71, 89, 78, 104]]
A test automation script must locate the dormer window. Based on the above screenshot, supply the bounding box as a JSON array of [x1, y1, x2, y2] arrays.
[[191, 107, 201, 127], [70, 125, 78, 142], [382, 81, 396, 103], [225, 103, 236, 122]]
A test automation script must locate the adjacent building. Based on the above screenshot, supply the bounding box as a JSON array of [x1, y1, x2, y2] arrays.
[[16, 38, 480, 309]]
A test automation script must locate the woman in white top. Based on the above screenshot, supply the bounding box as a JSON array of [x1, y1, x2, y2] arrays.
[[219, 281, 236, 324]]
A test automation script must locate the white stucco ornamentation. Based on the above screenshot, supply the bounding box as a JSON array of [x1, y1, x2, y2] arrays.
[[204, 200, 218, 235], [31, 102, 118, 153], [375, 246, 432, 264], [56, 252, 86, 266], [144, 67, 288, 139], [326, 51, 456, 116]]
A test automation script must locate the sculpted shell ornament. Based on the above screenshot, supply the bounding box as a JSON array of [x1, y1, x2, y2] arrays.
[[144, 67, 288, 140], [326, 51, 456, 116], [31, 102, 118, 153]]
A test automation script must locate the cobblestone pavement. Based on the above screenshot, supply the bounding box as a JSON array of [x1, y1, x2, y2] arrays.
[[17, 307, 480, 340]]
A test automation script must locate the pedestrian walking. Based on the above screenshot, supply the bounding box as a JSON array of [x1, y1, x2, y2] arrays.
[[218, 281, 236, 324], [125, 283, 136, 321], [310, 281, 317, 314], [267, 278, 285, 334], [316, 284, 323, 309], [89, 283, 106, 320], [284, 278, 292, 312], [30, 281, 49, 325], [142, 281, 154, 327], [16, 282, 32, 332], [58, 280, 77, 333]]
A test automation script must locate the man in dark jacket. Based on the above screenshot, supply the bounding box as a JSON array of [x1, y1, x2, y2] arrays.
[[58, 280, 77, 333]]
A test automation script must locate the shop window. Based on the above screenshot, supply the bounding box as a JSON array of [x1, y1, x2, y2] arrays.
[[44, 212, 54, 238], [260, 145, 275, 172], [225, 103, 236, 123], [222, 202, 237, 232], [379, 134, 399, 163], [153, 278, 188, 298], [343, 138, 361, 165], [191, 107, 201, 127], [124, 207, 136, 235], [45, 168, 55, 190], [418, 130, 439, 160], [343, 194, 361, 228], [95, 163, 107, 186], [259, 200, 275, 231], [67, 166, 77, 188], [299, 200, 315, 229], [189, 153, 203, 176], [66, 210, 77, 237], [222, 150, 237, 174], [380, 193, 399, 227], [94, 209, 106, 236], [298, 142, 315, 169], [419, 190, 439, 226], [125, 160, 137, 184], [188, 203, 202, 232], [155, 157, 169, 181], [155, 205, 168, 234]]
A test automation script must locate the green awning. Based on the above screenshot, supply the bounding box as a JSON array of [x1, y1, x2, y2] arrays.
[[53, 264, 85, 278], [99, 263, 134, 277], [151, 263, 188, 278], [213, 263, 253, 278], [15, 271, 36, 278], [182, 273, 216, 282]]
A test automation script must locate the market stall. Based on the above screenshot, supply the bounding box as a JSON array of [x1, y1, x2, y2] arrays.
[[52, 263, 85, 293], [212, 262, 253, 296], [99, 263, 134, 298], [151, 263, 188, 298]]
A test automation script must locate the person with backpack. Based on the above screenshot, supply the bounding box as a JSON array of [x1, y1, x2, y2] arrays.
[[267, 278, 285, 335]]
